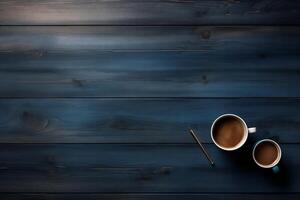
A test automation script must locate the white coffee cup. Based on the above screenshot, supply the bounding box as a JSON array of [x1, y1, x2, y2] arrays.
[[211, 114, 256, 151], [252, 139, 282, 173]]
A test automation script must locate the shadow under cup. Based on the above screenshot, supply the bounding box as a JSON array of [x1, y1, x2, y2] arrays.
[[211, 114, 249, 151]]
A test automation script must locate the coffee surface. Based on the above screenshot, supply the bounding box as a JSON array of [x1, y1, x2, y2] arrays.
[[213, 116, 245, 148], [254, 142, 278, 166]]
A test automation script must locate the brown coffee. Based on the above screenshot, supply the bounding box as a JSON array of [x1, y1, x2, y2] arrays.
[[213, 116, 245, 148], [254, 142, 278, 166]]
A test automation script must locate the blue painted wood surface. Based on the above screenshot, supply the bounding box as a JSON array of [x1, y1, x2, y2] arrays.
[[0, 26, 300, 97], [0, 144, 297, 193], [0, 98, 299, 143], [1, 194, 299, 200], [0, 0, 300, 199], [0, 0, 299, 25]]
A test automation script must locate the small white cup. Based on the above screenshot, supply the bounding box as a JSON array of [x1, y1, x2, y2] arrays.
[[211, 114, 256, 151], [252, 139, 282, 173]]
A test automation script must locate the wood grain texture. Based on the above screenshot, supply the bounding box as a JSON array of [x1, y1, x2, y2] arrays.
[[0, 98, 299, 143], [0, 194, 299, 200], [1, 26, 300, 97], [0, 0, 299, 25], [1, 0, 300, 197], [0, 144, 297, 193]]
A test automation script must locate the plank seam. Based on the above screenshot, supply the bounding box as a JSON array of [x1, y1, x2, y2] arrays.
[[1, 24, 300, 27], [0, 143, 296, 145], [0, 192, 299, 194], [0, 97, 300, 100]]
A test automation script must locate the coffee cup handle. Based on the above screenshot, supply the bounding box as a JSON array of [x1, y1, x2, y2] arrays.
[[272, 165, 280, 173], [248, 127, 256, 134]]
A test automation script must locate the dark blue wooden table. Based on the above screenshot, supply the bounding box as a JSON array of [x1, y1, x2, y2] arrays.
[[0, 0, 300, 199]]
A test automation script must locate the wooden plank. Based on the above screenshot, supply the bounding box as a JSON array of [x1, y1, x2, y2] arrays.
[[1, 26, 299, 51], [0, 194, 299, 200], [0, 26, 300, 97], [0, 98, 300, 144], [0, 0, 299, 25], [0, 144, 298, 192]]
